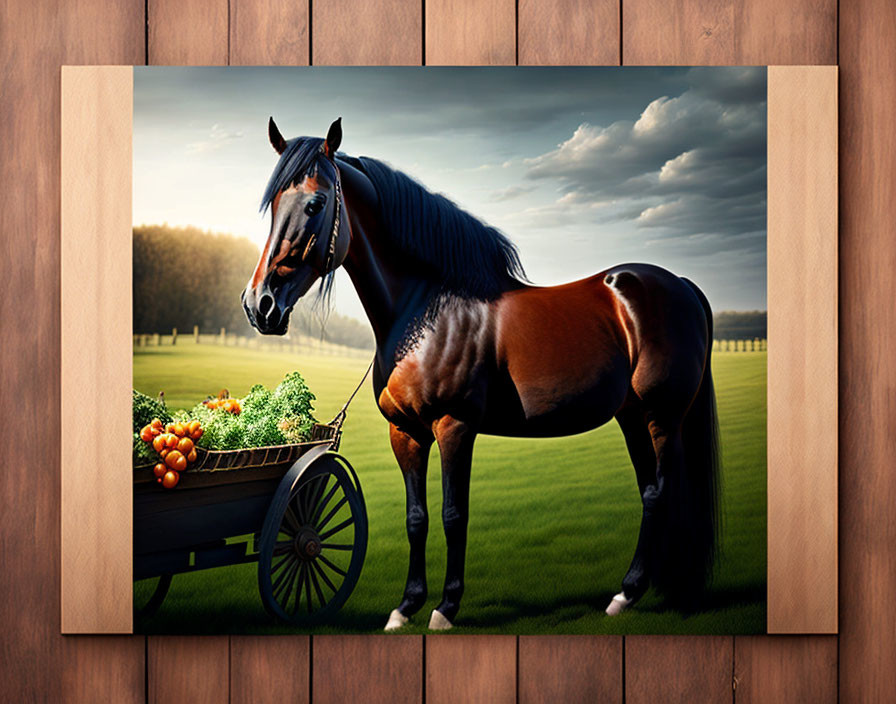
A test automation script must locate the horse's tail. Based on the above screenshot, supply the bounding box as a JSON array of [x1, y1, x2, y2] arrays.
[[655, 279, 721, 607]]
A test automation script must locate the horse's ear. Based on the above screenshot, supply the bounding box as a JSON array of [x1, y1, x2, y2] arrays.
[[269, 117, 287, 155], [323, 117, 342, 158]]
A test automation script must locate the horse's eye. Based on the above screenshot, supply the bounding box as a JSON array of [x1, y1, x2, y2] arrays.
[[304, 196, 325, 217]]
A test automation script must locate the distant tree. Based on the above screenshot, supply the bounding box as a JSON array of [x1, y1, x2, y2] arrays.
[[133, 225, 373, 349], [712, 311, 767, 340]]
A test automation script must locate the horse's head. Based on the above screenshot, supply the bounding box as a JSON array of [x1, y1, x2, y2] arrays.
[[242, 117, 351, 335]]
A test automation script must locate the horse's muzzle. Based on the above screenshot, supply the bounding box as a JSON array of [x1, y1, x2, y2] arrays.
[[242, 285, 290, 335]]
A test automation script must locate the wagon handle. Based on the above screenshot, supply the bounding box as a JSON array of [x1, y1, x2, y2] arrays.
[[329, 357, 375, 434]]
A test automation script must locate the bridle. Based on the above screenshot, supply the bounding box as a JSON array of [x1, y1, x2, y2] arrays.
[[299, 147, 344, 276]]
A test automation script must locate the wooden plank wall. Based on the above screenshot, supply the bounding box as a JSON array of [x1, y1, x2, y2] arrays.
[[1, 0, 890, 701]]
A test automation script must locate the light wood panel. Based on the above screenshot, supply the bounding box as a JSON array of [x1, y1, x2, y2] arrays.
[[231, 0, 309, 65], [312, 0, 421, 65], [313, 635, 422, 704], [519, 0, 619, 65], [425, 0, 516, 65], [148, 636, 230, 704], [60, 66, 134, 633], [767, 65, 838, 634], [426, 635, 516, 704], [622, 0, 837, 65], [149, 0, 229, 64], [625, 636, 733, 703], [839, 0, 896, 699], [518, 636, 622, 703], [735, 636, 837, 703], [231, 636, 310, 704]]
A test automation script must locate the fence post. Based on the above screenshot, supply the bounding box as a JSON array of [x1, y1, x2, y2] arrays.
[[172, 327, 177, 346], [194, 325, 199, 343], [219, 327, 226, 345]]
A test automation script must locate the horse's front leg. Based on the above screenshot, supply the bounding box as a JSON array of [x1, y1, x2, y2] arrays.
[[384, 423, 433, 631], [429, 415, 476, 630]]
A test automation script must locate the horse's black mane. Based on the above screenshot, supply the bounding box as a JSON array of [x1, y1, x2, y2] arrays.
[[261, 137, 526, 301]]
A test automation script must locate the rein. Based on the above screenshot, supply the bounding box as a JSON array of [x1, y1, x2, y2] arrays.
[[328, 357, 375, 445]]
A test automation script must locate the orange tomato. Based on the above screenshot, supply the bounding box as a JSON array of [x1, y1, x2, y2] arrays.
[[176, 437, 194, 454], [152, 435, 166, 453], [151, 418, 163, 430], [222, 400, 234, 413], [153, 463, 167, 478], [166, 423, 176, 433], [192, 426, 204, 441], [187, 449, 197, 463], [173, 422, 186, 437], [165, 450, 187, 472], [188, 420, 201, 438], [162, 471, 180, 489], [160, 448, 170, 459], [164, 433, 178, 449], [151, 426, 161, 437], [140, 425, 154, 442]]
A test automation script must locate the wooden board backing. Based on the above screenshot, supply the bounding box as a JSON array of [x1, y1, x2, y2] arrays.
[[60, 65, 134, 634], [767, 65, 838, 634], [839, 0, 896, 698]]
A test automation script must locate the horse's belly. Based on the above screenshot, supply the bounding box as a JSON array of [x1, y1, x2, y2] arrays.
[[481, 356, 631, 438]]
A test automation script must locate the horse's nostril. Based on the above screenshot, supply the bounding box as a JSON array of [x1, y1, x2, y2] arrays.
[[258, 293, 275, 316]]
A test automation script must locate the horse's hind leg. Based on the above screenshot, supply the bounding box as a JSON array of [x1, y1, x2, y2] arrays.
[[384, 423, 433, 631], [607, 404, 659, 615]]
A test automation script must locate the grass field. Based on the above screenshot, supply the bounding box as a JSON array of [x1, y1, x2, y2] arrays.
[[134, 342, 766, 635]]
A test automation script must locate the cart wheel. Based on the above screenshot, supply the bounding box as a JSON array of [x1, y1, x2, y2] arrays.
[[258, 450, 368, 624], [134, 574, 172, 617]]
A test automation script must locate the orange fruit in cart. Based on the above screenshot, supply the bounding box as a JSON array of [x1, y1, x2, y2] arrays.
[[140, 425, 154, 442], [165, 450, 186, 472], [151, 418, 163, 430], [152, 435, 166, 453], [153, 463, 167, 478], [187, 448, 197, 463], [164, 433, 178, 449], [161, 471, 179, 489], [188, 420, 202, 439], [173, 422, 186, 437], [177, 437, 194, 455]]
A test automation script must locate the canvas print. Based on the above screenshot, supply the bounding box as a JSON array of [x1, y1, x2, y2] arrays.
[[132, 67, 767, 634]]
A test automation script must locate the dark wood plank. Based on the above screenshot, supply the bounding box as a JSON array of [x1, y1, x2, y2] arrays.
[[519, 0, 619, 65], [231, 636, 310, 704], [734, 636, 836, 703], [622, 0, 836, 65], [148, 636, 229, 704], [230, 0, 309, 65], [149, 0, 229, 64], [625, 636, 732, 704], [0, 0, 143, 698], [313, 635, 422, 704], [425, 0, 516, 65], [426, 635, 516, 704], [61, 636, 146, 704], [839, 0, 896, 700], [519, 636, 622, 704], [312, 0, 421, 65]]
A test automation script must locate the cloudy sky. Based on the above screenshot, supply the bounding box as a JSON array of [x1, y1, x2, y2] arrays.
[[134, 67, 767, 320]]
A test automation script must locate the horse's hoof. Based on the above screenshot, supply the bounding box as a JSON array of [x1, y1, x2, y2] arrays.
[[605, 592, 633, 616], [428, 609, 453, 630], [384, 609, 409, 631]]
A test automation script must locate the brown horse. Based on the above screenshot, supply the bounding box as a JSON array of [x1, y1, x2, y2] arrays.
[[243, 118, 720, 630]]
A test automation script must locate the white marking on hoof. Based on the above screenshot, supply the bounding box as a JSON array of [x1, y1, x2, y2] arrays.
[[428, 609, 453, 630], [384, 609, 409, 631], [605, 592, 633, 616]]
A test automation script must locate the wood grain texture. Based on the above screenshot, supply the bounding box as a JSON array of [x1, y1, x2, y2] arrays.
[[148, 636, 229, 704], [625, 636, 733, 703], [149, 0, 229, 64], [230, 0, 309, 65], [767, 66, 838, 634], [840, 0, 896, 699], [230, 636, 310, 704], [61, 636, 146, 704], [519, 0, 619, 65], [313, 635, 422, 704], [312, 0, 421, 65], [426, 635, 516, 704], [61, 66, 134, 634], [518, 636, 622, 704], [0, 0, 143, 696], [734, 636, 837, 703], [622, 0, 836, 65], [425, 0, 516, 65]]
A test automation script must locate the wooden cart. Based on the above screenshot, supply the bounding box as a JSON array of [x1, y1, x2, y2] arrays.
[[133, 424, 367, 625]]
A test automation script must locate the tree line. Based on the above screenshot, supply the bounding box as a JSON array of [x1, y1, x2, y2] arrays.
[[133, 225, 374, 350], [712, 310, 767, 341]]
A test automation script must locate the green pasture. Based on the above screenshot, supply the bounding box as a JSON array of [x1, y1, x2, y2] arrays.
[[134, 342, 766, 635]]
